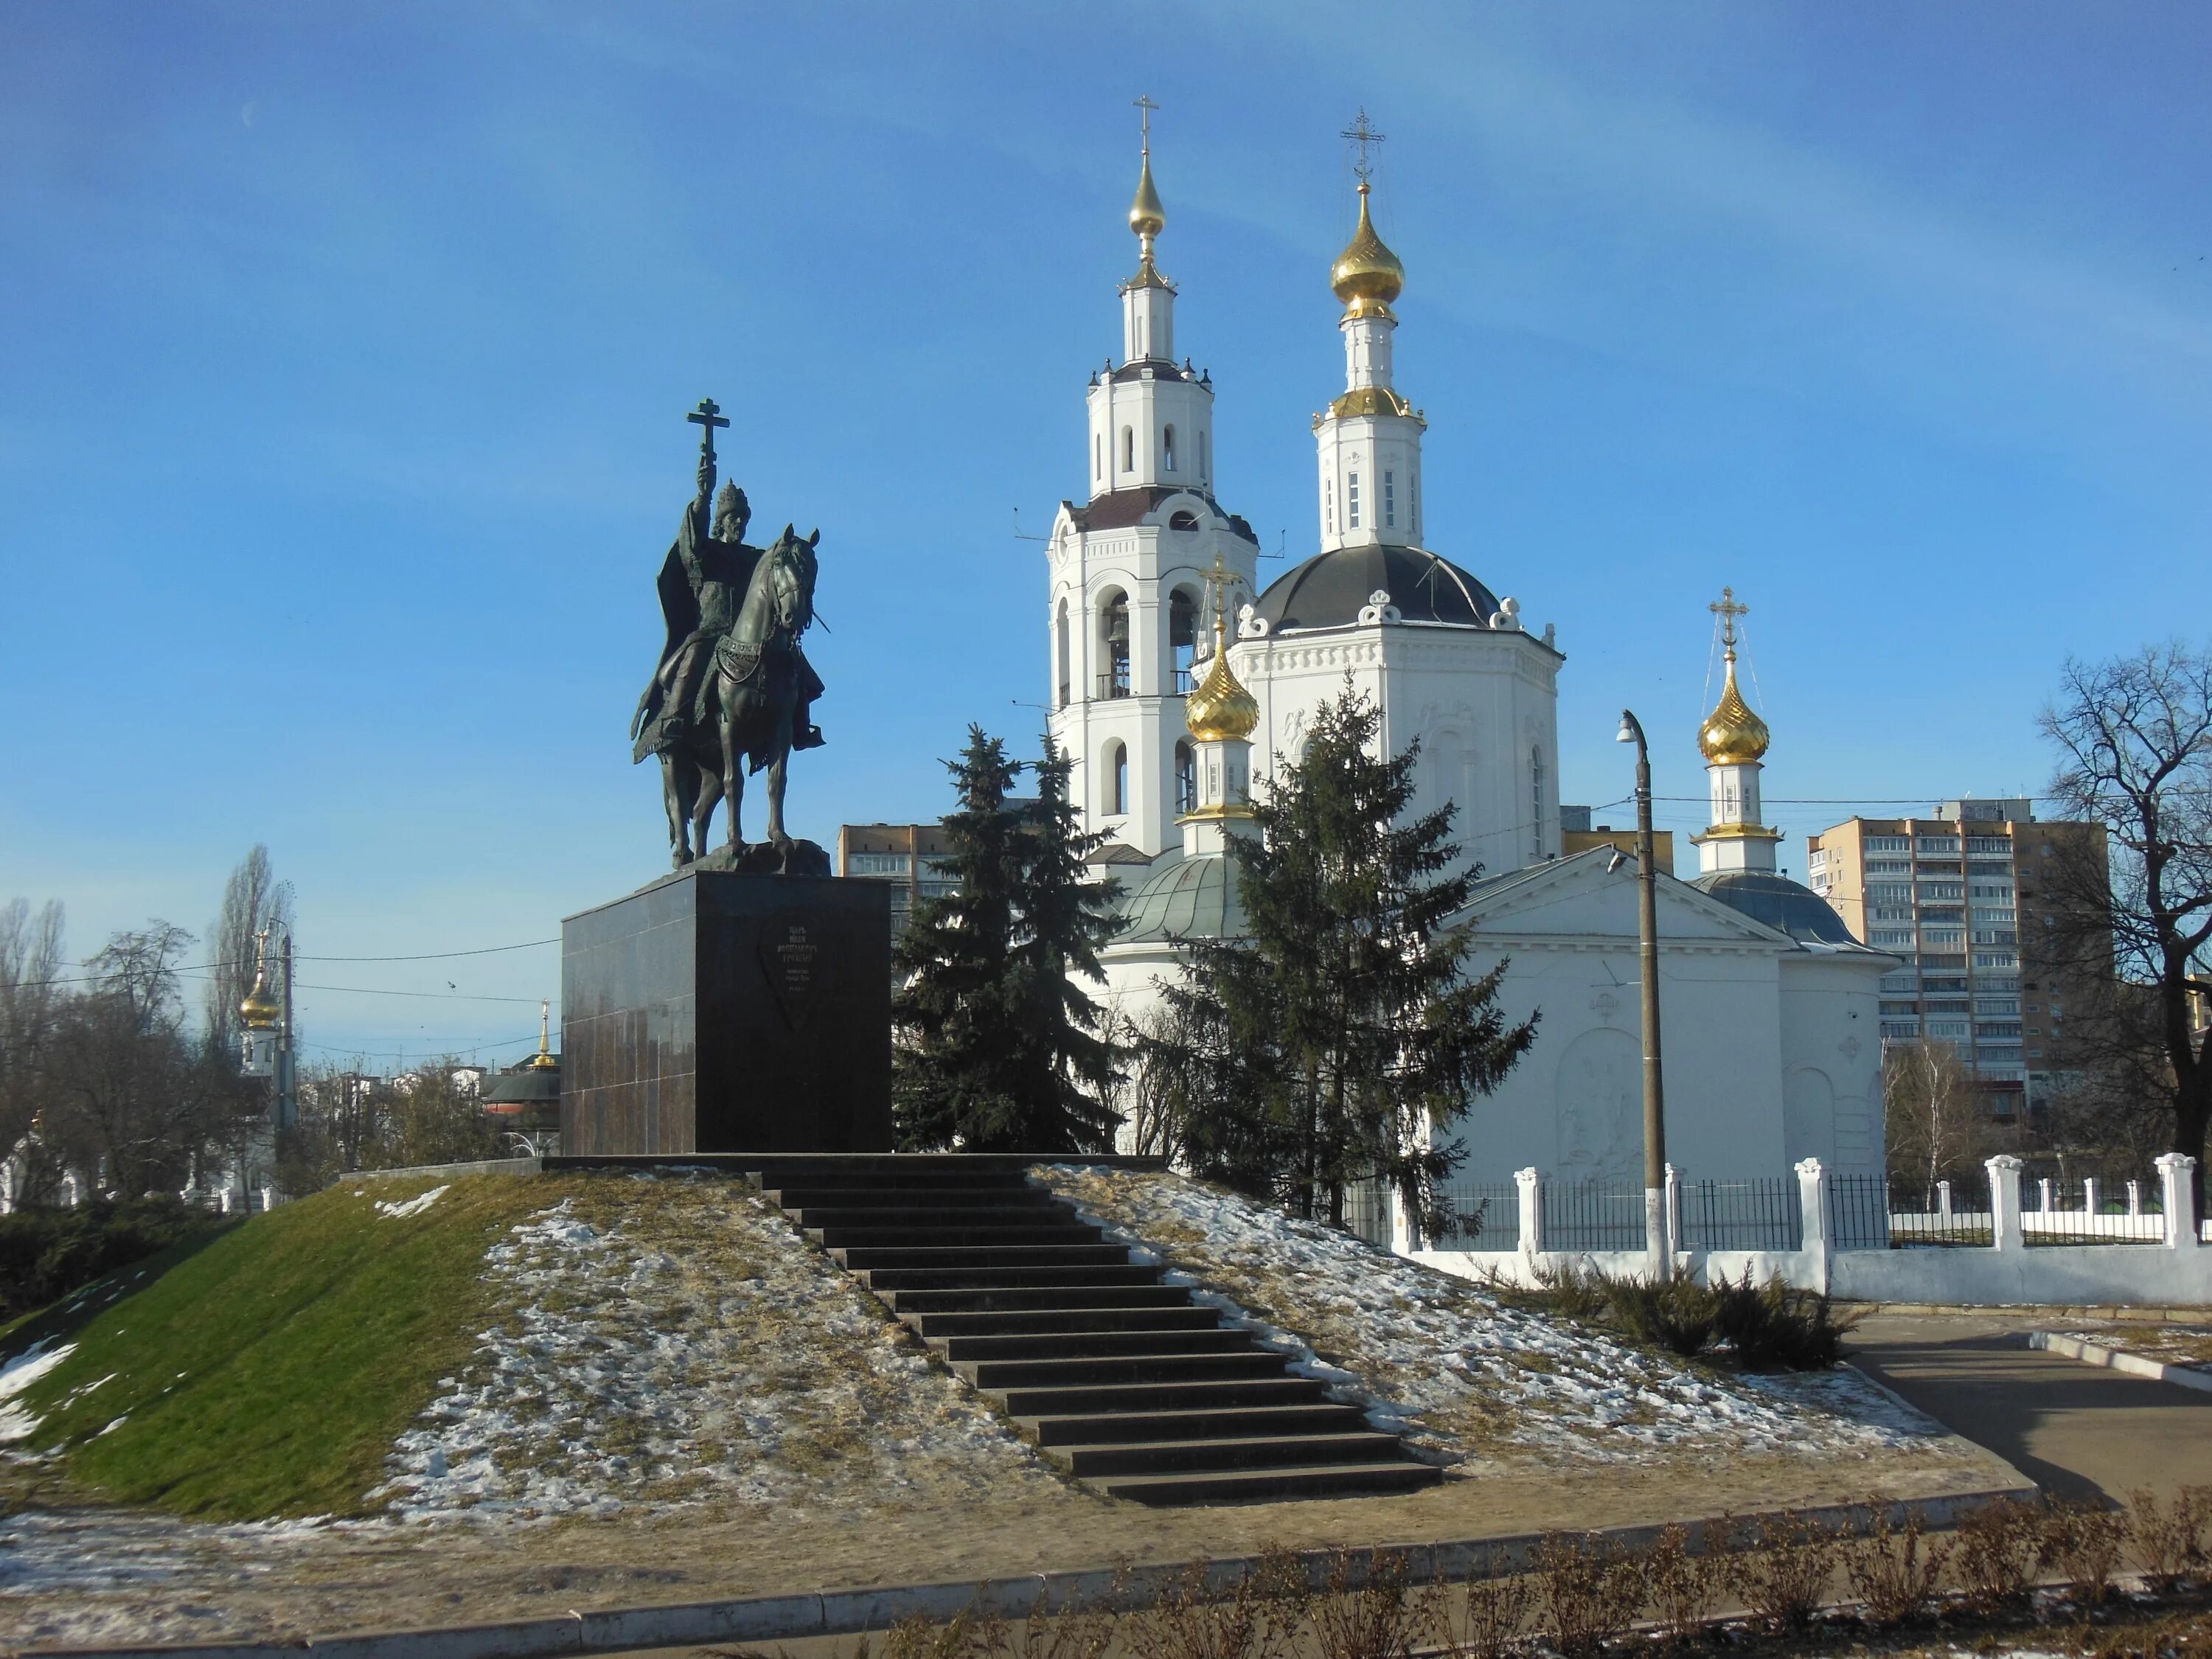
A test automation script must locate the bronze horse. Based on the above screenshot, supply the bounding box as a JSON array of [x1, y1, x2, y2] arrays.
[[655, 524, 819, 866]]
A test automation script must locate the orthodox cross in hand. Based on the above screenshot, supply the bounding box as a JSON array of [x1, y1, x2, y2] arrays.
[[1341, 108, 1385, 183], [1710, 585, 1748, 650], [686, 397, 730, 461]]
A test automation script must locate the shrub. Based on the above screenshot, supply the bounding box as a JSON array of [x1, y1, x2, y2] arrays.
[[1434, 1570, 1531, 1659], [1531, 1532, 1638, 1658], [2129, 1486, 2212, 1593], [0, 1196, 228, 1323], [1711, 1270, 1860, 1371], [1641, 1523, 1726, 1644], [1730, 1512, 1841, 1632], [1843, 1509, 1952, 1627], [1312, 1550, 1430, 1659], [2042, 1498, 2129, 1605], [1602, 1273, 1719, 1360], [1130, 1551, 1310, 1659], [1955, 1498, 2044, 1612]]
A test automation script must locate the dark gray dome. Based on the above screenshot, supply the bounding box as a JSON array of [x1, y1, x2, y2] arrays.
[[1250, 544, 1500, 633], [1116, 852, 1245, 945], [1690, 871, 1863, 947]]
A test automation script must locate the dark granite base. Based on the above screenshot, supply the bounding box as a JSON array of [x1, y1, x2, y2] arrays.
[[560, 870, 892, 1155]]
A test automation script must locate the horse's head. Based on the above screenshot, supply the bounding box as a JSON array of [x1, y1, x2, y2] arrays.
[[761, 524, 819, 636]]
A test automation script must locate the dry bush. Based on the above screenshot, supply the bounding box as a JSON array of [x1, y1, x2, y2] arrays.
[[1729, 1512, 1840, 1632], [2129, 1486, 2212, 1593], [1842, 1509, 1952, 1627], [1311, 1550, 1431, 1659], [2042, 1498, 2130, 1605], [1531, 1532, 1640, 1658], [1955, 1497, 2044, 1612], [1639, 1523, 1727, 1644], [1432, 1570, 1531, 1659], [1130, 1550, 1310, 1659], [985, 1587, 1121, 1659]]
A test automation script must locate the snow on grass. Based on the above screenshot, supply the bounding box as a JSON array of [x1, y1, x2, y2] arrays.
[[2056, 1326, 2212, 1373], [0, 1342, 76, 1444], [372, 1184, 449, 1221], [374, 1172, 1064, 1522], [1040, 1164, 1950, 1472]]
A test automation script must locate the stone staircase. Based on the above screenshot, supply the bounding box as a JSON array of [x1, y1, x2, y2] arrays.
[[747, 1153, 1441, 1506]]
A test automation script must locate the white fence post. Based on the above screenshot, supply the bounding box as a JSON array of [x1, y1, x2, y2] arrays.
[[1795, 1158, 1829, 1295], [260, 1185, 276, 1213], [2083, 1177, 2101, 1217], [1515, 1166, 1542, 1257], [2037, 1177, 2053, 1214], [2128, 1180, 2143, 1217], [2154, 1154, 2199, 1253], [1987, 1155, 2025, 1252], [1937, 1179, 1952, 1223], [1664, 1163, 1683, 1262]]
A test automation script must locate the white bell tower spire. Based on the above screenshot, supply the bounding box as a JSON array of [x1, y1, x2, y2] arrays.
[[1043, 100, 1260, 862]]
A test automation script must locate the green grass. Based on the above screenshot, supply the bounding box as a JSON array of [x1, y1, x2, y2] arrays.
[[4, 1170, 583, 1521]]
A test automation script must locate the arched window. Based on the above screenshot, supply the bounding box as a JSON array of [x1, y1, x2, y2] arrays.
[[1121, 426, 1134, 473], [1348, 470, 1362, 529], [1384, 470, 1396, 530], [1530, 746, 1546, 860], [1110, 742, 1129, 816], [1099, 591, 1130, 698], [1175, 740, 1197, 815], [1163, 423, 1177, 472], [1198, 430, 1208, 481], [1169, 587, 1198, 692], [1055, 599, 1071, 709], [1325, 478, 1335, 535], [1093, 434, 1102, 482]]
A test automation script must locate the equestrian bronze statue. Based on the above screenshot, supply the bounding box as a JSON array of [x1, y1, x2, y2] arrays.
[[633, 400, 827, 872]]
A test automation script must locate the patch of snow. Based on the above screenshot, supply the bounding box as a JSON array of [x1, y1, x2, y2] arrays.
[[374, 1185, 449, 1221], [0, 1342, 76, 1445], [95, 1416, 128, 1437], [1041, 1164, 1950, 1473], [375, 1175, 1061, 1523]]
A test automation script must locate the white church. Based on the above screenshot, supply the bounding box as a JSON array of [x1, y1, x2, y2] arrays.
[[1040, 128, 1893, 1193]]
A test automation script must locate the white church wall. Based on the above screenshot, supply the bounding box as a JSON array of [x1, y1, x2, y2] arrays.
[[1777, 953, 1889, 1179]]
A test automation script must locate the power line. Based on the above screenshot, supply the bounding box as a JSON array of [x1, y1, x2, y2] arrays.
[[299, 939, 558, 962], [20, 933, 562, 990]]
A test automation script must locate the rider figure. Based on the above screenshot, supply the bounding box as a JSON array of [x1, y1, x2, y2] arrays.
[[646, 451, 824, 755]]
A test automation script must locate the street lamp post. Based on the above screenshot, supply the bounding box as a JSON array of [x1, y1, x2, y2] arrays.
[[1616, 710, 1669, 1271]]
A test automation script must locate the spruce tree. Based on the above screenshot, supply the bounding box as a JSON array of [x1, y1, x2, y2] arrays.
[[1152, 682, 1537, 1235], [892, 728, 1124, 1153]]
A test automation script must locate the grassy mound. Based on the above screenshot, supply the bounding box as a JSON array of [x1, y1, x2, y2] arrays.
[[1, 1171, 577, 1520]]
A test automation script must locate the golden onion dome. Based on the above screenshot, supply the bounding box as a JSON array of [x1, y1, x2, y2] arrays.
[[1330, 183, 1404, 317], [1186, 647, 1259, 744], [1129, 153, 1166, 240], [1699, 655, 1770, 765], [239, 975, 281, 1031]]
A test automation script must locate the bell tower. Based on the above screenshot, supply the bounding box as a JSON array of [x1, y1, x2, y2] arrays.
[[1692, 588, 1782, 874], [1044, 101, 1260, 862]]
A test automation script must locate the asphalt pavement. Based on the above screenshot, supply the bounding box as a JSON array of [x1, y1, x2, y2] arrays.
[[1846, 1312, 2212, 1506]]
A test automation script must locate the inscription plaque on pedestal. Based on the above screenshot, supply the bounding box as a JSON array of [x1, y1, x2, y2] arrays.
[[560, 871, 892, 1155]]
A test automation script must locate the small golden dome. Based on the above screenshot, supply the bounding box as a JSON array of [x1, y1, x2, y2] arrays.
[[1186, 647, 1259, 744], [239, 975, 281, 1031], [1330, 183, 1404, 318], [1129, 153, 1166, 240], [1699, 655, 1770, 765]]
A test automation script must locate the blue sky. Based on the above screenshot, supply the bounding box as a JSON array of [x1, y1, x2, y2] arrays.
[[4, 3, 2208, 1066]]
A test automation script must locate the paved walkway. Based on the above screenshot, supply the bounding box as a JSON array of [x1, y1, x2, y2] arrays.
[[1846, 1312, 2212, 1506]]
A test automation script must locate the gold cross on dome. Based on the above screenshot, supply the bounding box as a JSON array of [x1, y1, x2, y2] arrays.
[[1134, 94, 1158, 154], [1341, 108, 1386, 182], [1203, 552, 1239, 645], [1710, 585, 1749, 649]]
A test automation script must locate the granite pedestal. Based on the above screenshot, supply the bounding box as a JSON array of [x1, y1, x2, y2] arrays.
[[560, 869, 893, 1154]]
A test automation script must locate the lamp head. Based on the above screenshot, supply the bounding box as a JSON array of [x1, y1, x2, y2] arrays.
[[1615, 712, 1638, 745]]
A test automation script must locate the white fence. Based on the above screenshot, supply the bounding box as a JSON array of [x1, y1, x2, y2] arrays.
[[1410, 1152, 2210, 1308]]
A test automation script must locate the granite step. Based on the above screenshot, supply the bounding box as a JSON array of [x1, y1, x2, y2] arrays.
[[933, 1328, 1262, 1362], [982, 1374, 1332, 1417], [860, 1265, 1162, 1293], [832, 1243, 1133, 1271], [899, 1305, 1225, 1338], [793, 1205, 1071, 1231], [810, 1223, 1103, 1250], [1044, 1430, 1412, 1478], [880, 1284, 1194, 1314], [1017, 1400, 1376, 1447], [958, 1351, 1290, 1390], [768, 1186, 1061, 1211], [1095, 1461, 1441, 1506]]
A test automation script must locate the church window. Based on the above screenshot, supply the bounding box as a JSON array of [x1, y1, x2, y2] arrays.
[[1093, 435, 1102, 482], [1163, 424, 1176, 472], [1198, 430, 1208, 480], [1530, 747, 1545, 860], [1055, 600, 1071, 709], [1325, 479, 1334, 533], [1348, 472, 1361, 529], [1121, 426, 1134, 473], [1101, 593, 1130, 698], [1169, 588, 1198, 692], [1110, 743, 1129, 816], [1175, 741, 1196, 814], [1384, 471, 1395, 529]]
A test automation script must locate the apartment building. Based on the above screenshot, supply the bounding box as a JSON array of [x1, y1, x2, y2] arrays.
[[1559, 804, 1677, 877], [1807, 798, 2108, 1116], [836, 822, 960, 941]]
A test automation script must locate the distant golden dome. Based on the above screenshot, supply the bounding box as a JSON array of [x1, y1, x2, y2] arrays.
[[1129, 153, 1166, 240], [1699, 656, 1770, 765], [1186, 647, 1259, 743], [1330, 183, 1404, 318], [240, 975, 281, 1031]]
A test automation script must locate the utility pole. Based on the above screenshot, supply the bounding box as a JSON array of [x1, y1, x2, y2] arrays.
[[279, 931, 297, 1133], [1616, 709, 1669, 1271]]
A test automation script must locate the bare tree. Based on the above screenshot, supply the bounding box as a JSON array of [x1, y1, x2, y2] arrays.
[[0, 899, 67, 1202], [1885, 1039, 1980, 1206], [2039, 642, 2212, 1217], [206, 846, 294, 1054]]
